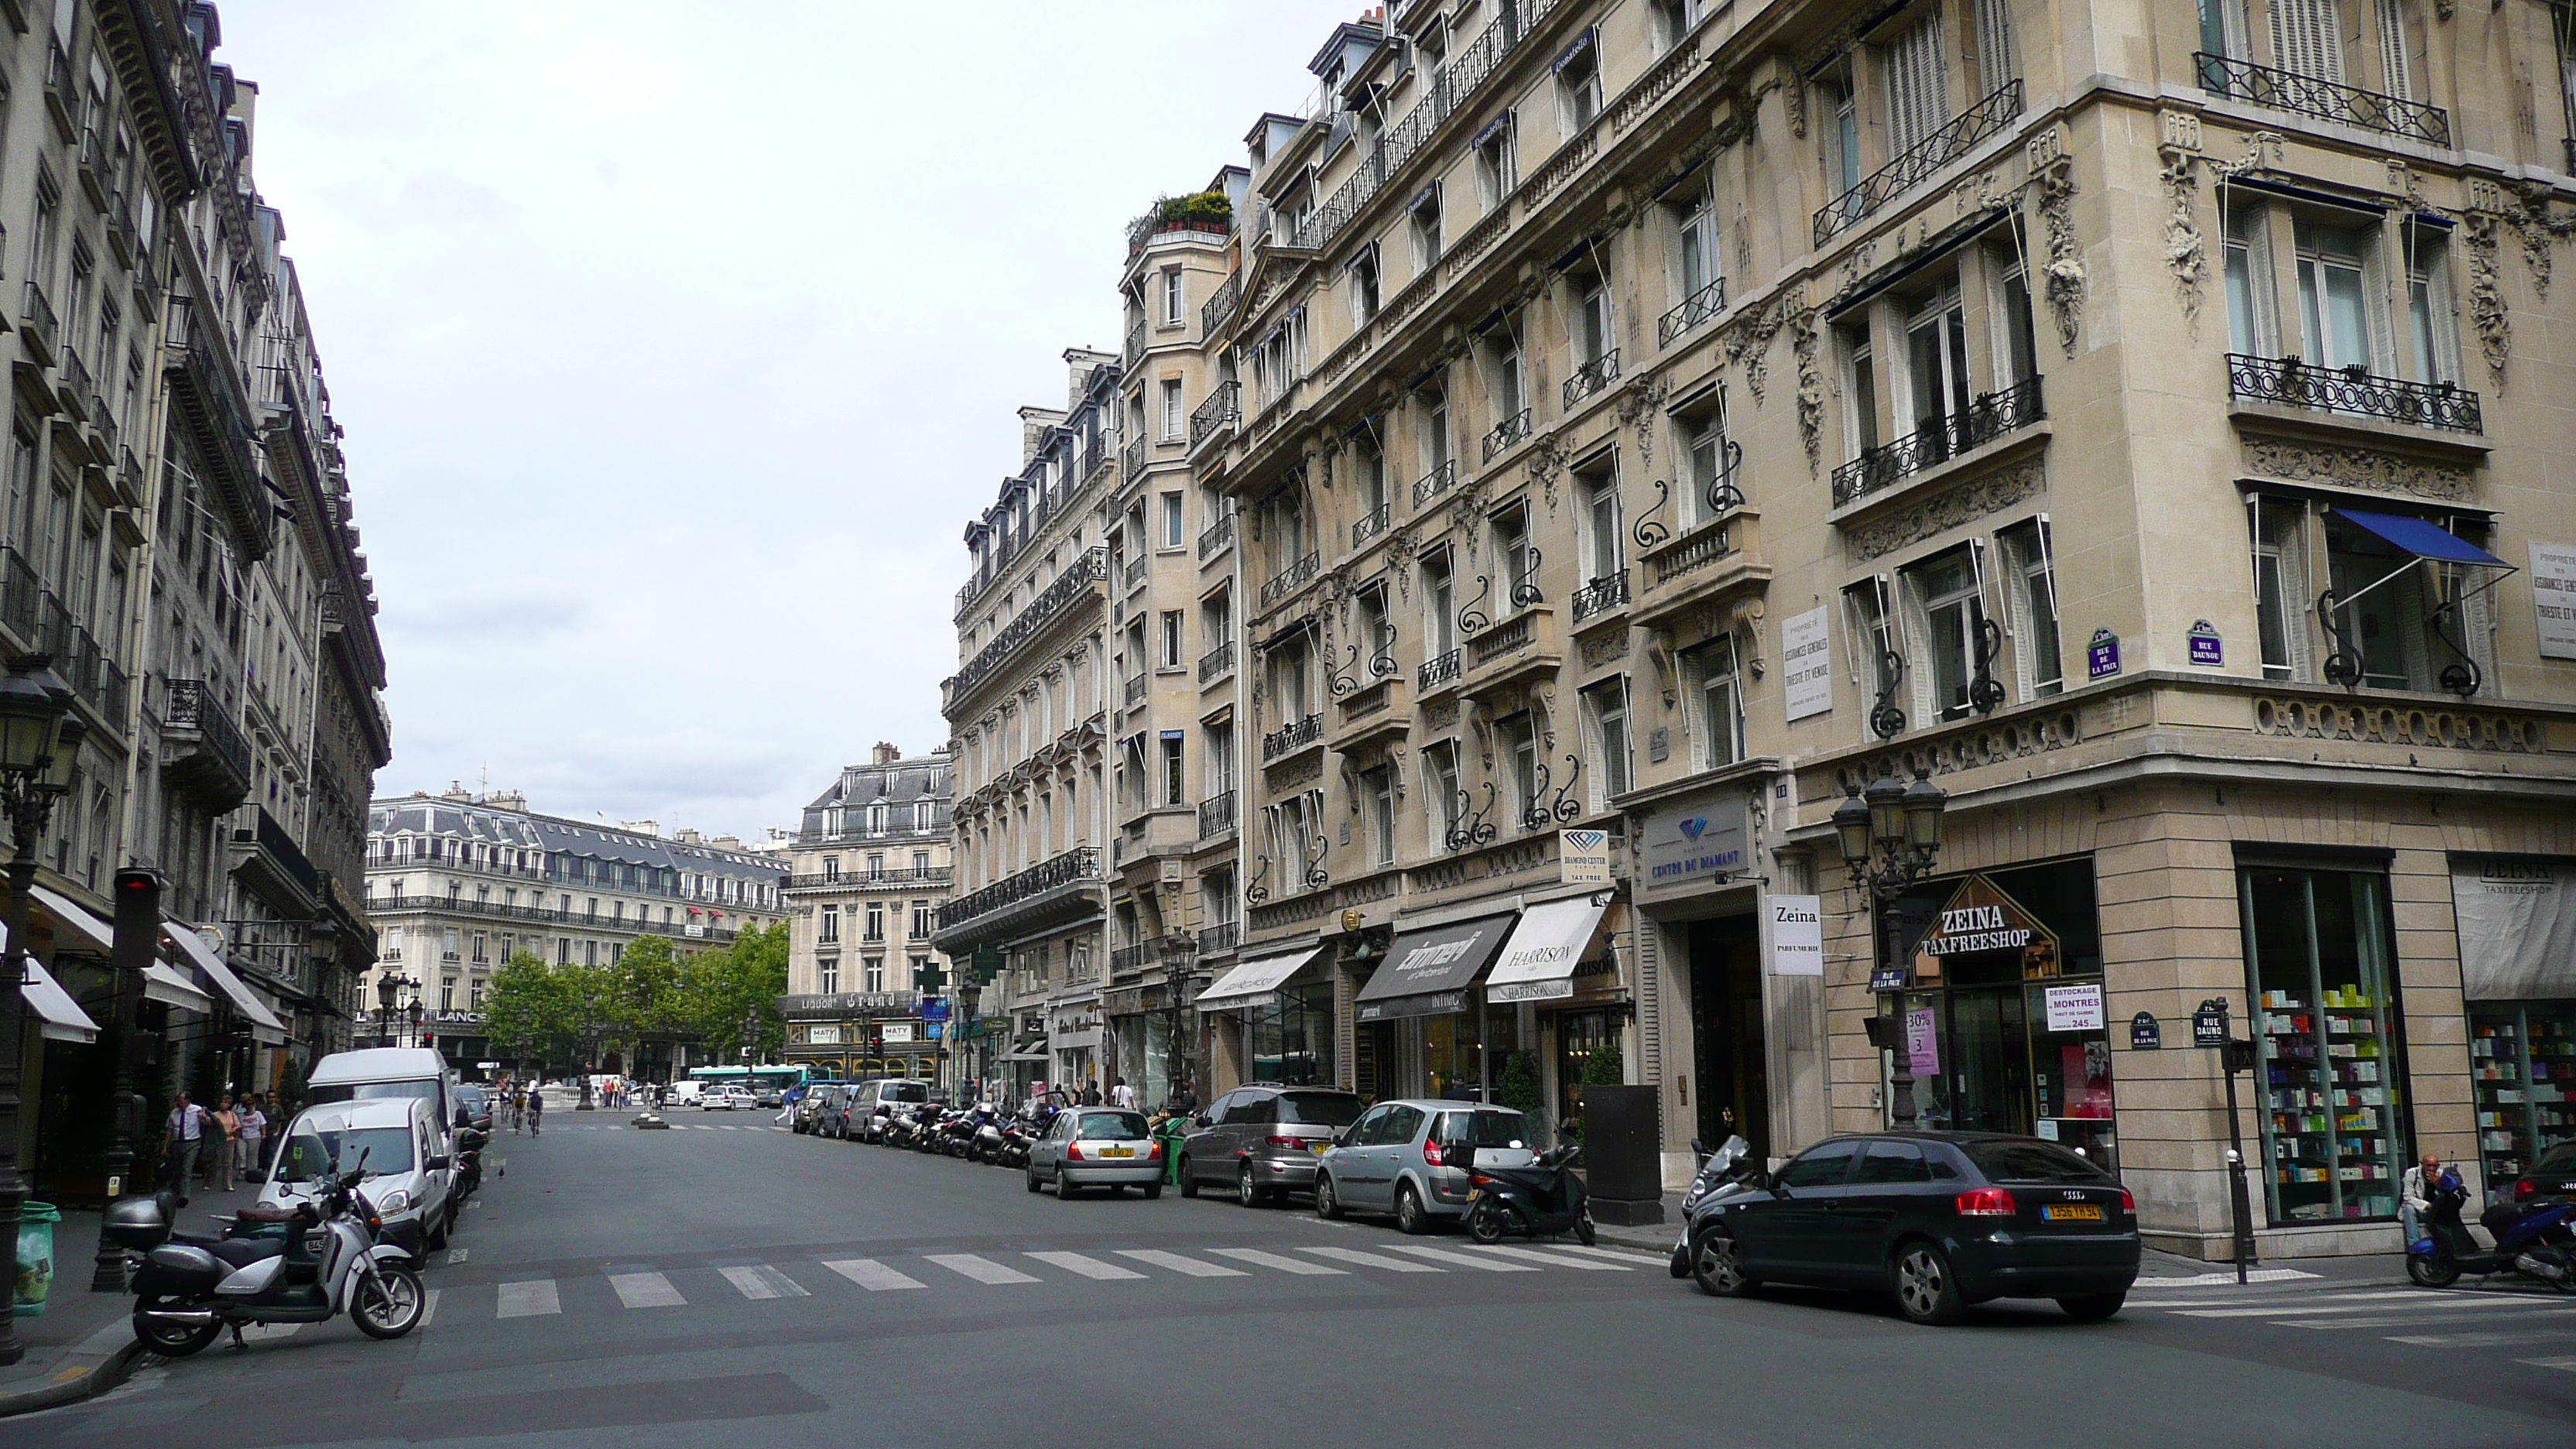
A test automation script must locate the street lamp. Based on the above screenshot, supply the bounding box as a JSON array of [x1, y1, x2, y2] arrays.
[[375, 971, 400, 1046], [0, 656, 77, 1365], [406, 997, 424, 1052], [1836, 767, 1948, 1129]]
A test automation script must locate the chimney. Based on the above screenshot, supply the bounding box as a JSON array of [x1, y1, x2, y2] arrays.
[[710, 835, 742, 851], [441, 782, 471, 801], [675, 827, 702, 844], [872, 742, 900, 766], [620, 819, 661, 838], [486, 790, 528, 814], [1016, 405, 1067, 464]]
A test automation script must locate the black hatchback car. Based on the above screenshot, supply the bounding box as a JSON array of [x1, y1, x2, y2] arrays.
[[1684, 1131, 2138, 1325]]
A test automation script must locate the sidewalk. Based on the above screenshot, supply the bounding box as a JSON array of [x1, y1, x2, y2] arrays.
[[0, 1171, 275, 1416]]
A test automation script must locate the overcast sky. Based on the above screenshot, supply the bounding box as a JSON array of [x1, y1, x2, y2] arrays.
[[218, 2, 1344, 841]]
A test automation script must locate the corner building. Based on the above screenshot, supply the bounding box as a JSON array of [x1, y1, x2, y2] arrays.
[[778, 744, 955, 1083], [1187, 0, 2576, 1258]]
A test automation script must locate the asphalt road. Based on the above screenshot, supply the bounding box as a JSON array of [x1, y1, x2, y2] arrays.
[[19, 1112, 2576, 1448]]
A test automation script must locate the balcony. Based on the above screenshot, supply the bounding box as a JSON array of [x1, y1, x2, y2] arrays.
[[1197, 509, 1236, 559], [58, 345, 91, 420], [1123, 672, 1148, 709], [2194, 53, 2450, 146], [1482, 408, 1533, 463], [165, 308, 265, 538], [1198, 639, 1235, 683], [942, 546, 1108, 706], [19, 283, 57, 368], [2224, 353, 2481, 435], [1201, 272, 1241, 336], [367, 892, 745, 943], [1197, 920, 1240, 956], [1258, 551, 1320, 611], [1831, 376, 2045, 506], [782, 865, 952, 892], [1660, 278, 1726, 347], [1197, 789, 1237, 840], [1190, 380, 1241, 450], [230, 805, 321, 911], [162, 677, 254, 810], [1124, 555, 1149, 591], [1123, 318, 1148, 374], [1814, 80, 2023, 248], [1122, 435, 1148, 481], [1636, 511, 1771, 634], [1571, 569, 1630, 625], [1563, 350, 1620, 409], [1352, 503, 1392, 550], [1111, 934, 1197, 975], [1462, 607, 1564, 701], [77, 128, 112, 207], [1418, 647, 1462, 694], [1413, 460, 1457, 507], [1262, 712, 1324, 762], [934, 845, 1101, 940]]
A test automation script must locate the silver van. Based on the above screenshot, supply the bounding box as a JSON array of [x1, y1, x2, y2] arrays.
[[850, 1078, 930, 1142], [306, 1048, 456, 1142], [1314, 1101, 1536, 1234]]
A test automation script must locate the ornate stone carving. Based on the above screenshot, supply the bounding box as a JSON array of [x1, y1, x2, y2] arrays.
[[2464, 208, 2509, 385], [1722, 296, 1794, 409], [1792, 310, 1823, 474], [2252, 695, 2543, 753], [1845, 458, 2046, 561], [1615, 375, 1672, 471], [2240, 439, 2477, 501], [1269, 753, 1324, 789], [2159, 108, 2202, 152], [1422, 698, 1459, 731], [2158, 144, 2207, 341], [1528, 432, 1572, 512], [1780, 61, 1807, 139], [1579, 628, 1631, 670], [2501, 177, 2576, 302], [2033, 151, 2083, 358]]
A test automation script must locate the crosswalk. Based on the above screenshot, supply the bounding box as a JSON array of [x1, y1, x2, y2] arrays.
[[2129, 1283, 2576, 1369], [462, 1241, 1638, 1323]]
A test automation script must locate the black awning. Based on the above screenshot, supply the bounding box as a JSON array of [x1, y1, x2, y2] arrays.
[[1353, 913, 1517, 1022]]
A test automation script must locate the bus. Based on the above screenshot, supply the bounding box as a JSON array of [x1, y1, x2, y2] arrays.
[[687, 1064, 821, 1097]]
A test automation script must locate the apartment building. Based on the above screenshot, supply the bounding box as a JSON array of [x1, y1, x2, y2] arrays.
[[364, 789, 786, 1070], [778, 743, 955, 1081], [936, 352, 1125, 1097], [1173, 0, 2576, 1259]]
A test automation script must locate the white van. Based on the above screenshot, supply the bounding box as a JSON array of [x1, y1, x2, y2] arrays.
[[666, 1081, 705, 1108], [306, 1048, 457, 1145], [260, 1095, 455, 1257]]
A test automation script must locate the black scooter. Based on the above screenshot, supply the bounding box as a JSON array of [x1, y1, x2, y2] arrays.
[[1465, 1142, 1594, 1246]]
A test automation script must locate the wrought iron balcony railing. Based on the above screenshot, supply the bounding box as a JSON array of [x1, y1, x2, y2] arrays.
[[1123, 318, 1148, 373], [937, 845, 1100, 932], [1831, 375, 2045, 506], [1660, 278, 1725, 346], [1201, 272, 1241, 336], [1482, 408, 1532, 463], [1124, 556, 1149, 591], [2225, 353, 2482, 433], [1258, 550, 1320, 609], [1352, 503, 1392, 550], [1418, 648, 1462, 692], [1197, 920, 1240, 956], [1571, 569, 1630, 622], [1564, 350, 1620, 408], [164, 677, 255, 786], [2194, 53, 2450, 146], [1197, 509, 1235, 558], [1122, 673, 1148, 709], [1814, 80, 2023, 248], [19, 282, 57, 365], [1197, 790, 1236, 839], [1122, 436, 1148, 481], [1413, 460, 1457, 506], [783, 866, 952, 891], [1111, 934, 1197, 973], [943, 547, 1107, 701], [1198, 639, 1235, 683], [1190, 380, 1241, 447], [1262, 712, 1324, 761]]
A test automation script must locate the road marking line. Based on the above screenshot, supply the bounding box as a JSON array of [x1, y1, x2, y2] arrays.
[[496, 1280, 560, 1318], [2281, 1308, 2576, 1331], [2517, 1356, 2576, 1372], [2389, 1330, 2576, 1347], [1114, 1249, 1249, 1278], [1463, 1245, 1632, 1271], [924, 1253, 1040, 1285], [1297, 1245, 1444, 1273], [721, 1265, 810, 1300], [1208, 1248, 1347, 1276], [1384, 1244, 1539, 1273], [1028, 1252, 1148, 1281], [2129, 1269, 2322, 1288], [421, 1290, 440, 1327], [238, 1324, 300, 1343], [1546, 1243, 1661, 1265], [2135, 1290, 2420, 1309], [446, 1249, 468, 1265], [608, 1271, 686, 1308], [2180, 1297, 2540, 1318], [820, 1259, 923, 1292]]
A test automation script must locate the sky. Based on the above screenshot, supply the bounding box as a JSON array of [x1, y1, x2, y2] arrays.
[[217, 1, 1348, 841]]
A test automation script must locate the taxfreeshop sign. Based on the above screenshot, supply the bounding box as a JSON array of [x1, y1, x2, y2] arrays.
[[1913, 875, 2061, 977]]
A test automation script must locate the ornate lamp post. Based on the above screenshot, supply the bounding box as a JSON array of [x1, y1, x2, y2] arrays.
[[0, 656, 80, 1365], [374, 971, 400, 1046], [405, 997, 424, 1052], [1834, 767, 1949, 1128]]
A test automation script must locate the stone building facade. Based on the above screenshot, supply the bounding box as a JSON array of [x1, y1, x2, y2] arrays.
[[778, 743, 955, 1081]]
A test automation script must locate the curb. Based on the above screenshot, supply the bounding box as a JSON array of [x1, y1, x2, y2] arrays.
[[0, 1337, 148, 1420]]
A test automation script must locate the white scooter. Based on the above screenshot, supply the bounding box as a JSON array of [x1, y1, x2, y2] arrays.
[[107, 1154, 426, 1356]]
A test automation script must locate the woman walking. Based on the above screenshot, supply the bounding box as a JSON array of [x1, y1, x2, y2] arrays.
[[237, 1095, 268, 1181], [210, 1094, 242, 1192]]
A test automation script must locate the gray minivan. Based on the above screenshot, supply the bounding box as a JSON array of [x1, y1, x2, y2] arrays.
[[1177, 1085, 1365, 1206], [850, 1078, 930, 1142]]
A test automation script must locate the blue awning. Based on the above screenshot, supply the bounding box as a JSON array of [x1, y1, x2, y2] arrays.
[[2331, 509, 2509, 567]]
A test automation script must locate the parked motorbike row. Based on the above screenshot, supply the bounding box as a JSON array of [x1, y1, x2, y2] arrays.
[[801, 1090, 1093, 1173]]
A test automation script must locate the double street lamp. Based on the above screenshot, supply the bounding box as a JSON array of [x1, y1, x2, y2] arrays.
[[0, 655, 86, 1366], [1834, 768, 1948, 1129]]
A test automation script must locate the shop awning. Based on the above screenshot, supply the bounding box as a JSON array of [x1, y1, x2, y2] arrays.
[[145, 963, 215, 1013], [20, 957, 98, 1044], [2331, 508, 2511, 567], [1196, 944, 1329, 1011], [29, 884, 115, 954], [1354, 913, 1518, 1023], [163, 917, 288, 1045], [1483, 894, 1612, 1003], [1005, 1039, 1051, 1063]]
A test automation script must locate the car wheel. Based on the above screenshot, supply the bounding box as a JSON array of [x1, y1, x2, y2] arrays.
[[1178, 1156, 1199, 1197], [2057, 1292, 2126, 1321], [1144, 1183, 1163, 1201], [1314, 1173, 1344, 1220], [1690, 1227, 1756, 1297], [1238, 1162, 1269, 1208], [1026, 1166, 1043, 1194], [1891, 1241, 1965, 1326], [1395, 1182, 1430, 1236], [1056, 1172, 1080, 1201]]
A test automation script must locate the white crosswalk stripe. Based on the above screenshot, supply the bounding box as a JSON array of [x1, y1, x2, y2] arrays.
[[925, 1253, 1040, 1285], [721, 1265, 809, 1300], [1208, 1248, 1348, 1276], [1297, 1245, 1445, 1273], [2178, 1296, 2538, 1318], [609, 1271, 686, 1308], [821, 1258, 923, 1292], [496, 1279, 560, 1318], [2518, 1355, 2576, 1371], [238, 1323, 301, 1344], [1115, 1249, 1247, 1278], [1462, 1245, 1633, 1271], [1027, 1252, 1147, 1281], [1385, 1244, 1539, 1273]]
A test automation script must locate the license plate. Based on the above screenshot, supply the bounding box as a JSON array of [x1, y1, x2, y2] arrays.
[[2043, 1204, 2103, 1222], [1309, 1142, 1328, 1154], [1099, 1146, 1134, 1158], [1466, 1189, 1482, 1201]]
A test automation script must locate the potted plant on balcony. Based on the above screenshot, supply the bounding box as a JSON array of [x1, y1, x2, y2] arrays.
[[1129, 190, 1233, 250]]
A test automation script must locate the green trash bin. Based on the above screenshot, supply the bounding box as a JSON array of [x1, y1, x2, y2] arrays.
[[1154, 1117, 1187, 1186], [13, 1201, 57, 1318]]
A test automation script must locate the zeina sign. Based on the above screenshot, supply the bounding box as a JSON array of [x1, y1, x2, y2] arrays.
[[1912, 875, 2061, 977]]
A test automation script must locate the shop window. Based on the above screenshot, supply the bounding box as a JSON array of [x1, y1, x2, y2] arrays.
[[1581, 677, 1633, 807], [2240, 862, 2410, 1225], [2471, 1003, 2576, 1199], [1996, 521, 2063, 699], [1684, 635, 1743, 771]]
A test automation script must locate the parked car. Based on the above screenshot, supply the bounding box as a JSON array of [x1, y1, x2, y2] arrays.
[[1178, 1084, 1365, 1206], [755, 1088, 786, 1108], [1314, 1101, 1536, 1234], [1682, 1131, 2140, 1325], [666, 1081, 705, 1108], [261, 1095, 455, 1259], [449, 1082, 494, 1133], [798, 1084, 852, 1137], [2513, 1142, 2576, 1205], [1026, 1108, 1163, 1199], [849, 1079, 931, 1141], [706, 1087, 754, 1112]]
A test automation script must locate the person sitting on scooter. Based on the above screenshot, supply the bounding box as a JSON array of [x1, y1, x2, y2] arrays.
[[2403, 1151, 2452, 1245]]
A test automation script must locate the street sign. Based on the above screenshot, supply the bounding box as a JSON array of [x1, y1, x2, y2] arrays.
[[2192, 998, 2229, 1047], [921, 996, 951, 1023], [2129, 1013, 2160, 1050], [1869, 963, 1907, 993]]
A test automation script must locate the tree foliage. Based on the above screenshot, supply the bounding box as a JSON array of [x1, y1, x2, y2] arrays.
[[481, 923, 793, 1070]]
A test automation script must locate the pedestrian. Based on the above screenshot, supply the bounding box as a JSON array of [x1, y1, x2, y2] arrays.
[[210, 1094, 242, 1191], [164, 1092, 208, 1207], [237, 1094, 268, 1180], [1108, 1077, 1136, 1110], [1080, 1079, 1101, 1107], [2402, 1150, 2451, 1245], [526, 1084, 544, 1137], [510, 1084, 525, 1136]]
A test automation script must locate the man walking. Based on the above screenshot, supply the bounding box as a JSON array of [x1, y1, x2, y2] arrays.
[[165, 1092, 209, 1207], [1108, 1077, 1136, 1110]]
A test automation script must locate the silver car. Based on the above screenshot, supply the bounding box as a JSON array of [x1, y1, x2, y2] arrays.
[[1314, 1101, 1536, 1234], [1026, 1108, 1165, 1200]]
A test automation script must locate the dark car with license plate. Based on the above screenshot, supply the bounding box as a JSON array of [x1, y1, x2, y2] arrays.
[[1177, 1085, 1366, 1206], [1684, 1132, 2138, 1325], [2513, 1142, 2576, 1206]]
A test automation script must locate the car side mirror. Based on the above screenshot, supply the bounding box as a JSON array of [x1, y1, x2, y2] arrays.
[[1191, 1115, 1210, 1129], [425, 1154, 451, 1171]]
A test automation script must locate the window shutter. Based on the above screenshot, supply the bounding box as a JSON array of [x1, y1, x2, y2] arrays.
[[2269, 0, 2345, 83], [1885, 14, 1951, 155], [1896, 570, 1938, 727], [2373, 0, 2412, 98], [1974, 0, 2016, 95], [2361, 229, 2399, 376]]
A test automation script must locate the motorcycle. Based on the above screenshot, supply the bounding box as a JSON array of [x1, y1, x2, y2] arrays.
[[2408, 1170, 2576, 1291], [971, 1108, 1009, 1165], [995, 1119, 1033, 1169], [1465, 1142, 1595, 1246], [1669, 1136, 1755, 1277], [450, 1113, 488, 1204], [108, 1155, 426, 1357]]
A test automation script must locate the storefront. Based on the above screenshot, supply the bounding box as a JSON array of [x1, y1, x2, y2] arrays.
[[1197, 944, 1332, 1092], [1631, 783, 1776, 1165], [1485, 893, 1622, 1136], [1354, 913, 1516, 1102], [1886, 858, 2117, 1171], [1049, 995, 1102, 1095], [1105, 983, 1187, 1109], [2451, 855, 2576, 1202]]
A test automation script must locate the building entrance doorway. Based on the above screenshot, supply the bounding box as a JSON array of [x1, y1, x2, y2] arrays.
[[1687, 916, 1769, 1162]]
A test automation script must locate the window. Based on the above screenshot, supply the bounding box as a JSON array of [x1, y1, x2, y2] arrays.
[[1160, 379, 1185, 440], [1410, 185, 1444, 273], [1161, 610, 1183, 668], [1994, 255, 2040, 386], [1206, 720, 1236, 796], [1498, 712, 1540, 827], [823, 856, 841, 880], [1843, 325, 1881, 458], [1425, 741, 1462, 844], [1912, 550, 1990, 721], [912, 900, 931, 937], [1271, 637, 1312, 718], [865, 902, 885, 940], [2250, 496, 2310, 682], [1821, 67, 1862, 203], [1906, 279, 1972, 450], [1581, 467, 1622, 584], [1353, 433, 1386, 522], [1687, 636, 1744, 771], [1675, 196, 1720, 313], [1417, 385, 1451, 481], [1363, 766, 1396, 866], [1495, 506, 1536, 609], [2294, 221, 2379, 373], [1161, 492, 1184, 548], [1972, 0, 2019, 95], [1555, 32, 1601, 133], [1424, 550, 1457, 658], [1583, 678, 1633, 805], [1572, 270, 1612, 369], [1160, 267, 1184, 324], [1474, 113, 1516, 213], [866, 851, 885, 875], [819, 958, 839, 994], [2403, 222, 2457, 385], [865, 956, 885, 993], [1849, 581, 1905, 734], [2239, 862, 2407, 1224], [1354, 586, 1391, 677], [1349, 246, 1381, 327], [1490, 328, 1525, 427], [1653, 0, 1706, 51], [1680, 396, 1737, 526], [1162, 733, 1185, 807], [1883, 14, 1951, 156], [2269, 0, 2347, 84], [1999, 520, 2064, 698], [2225, 204, 2280, 357]]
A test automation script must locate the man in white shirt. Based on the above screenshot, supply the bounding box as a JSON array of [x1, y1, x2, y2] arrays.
[[165, 1093, 210, 1206], [1108, 1077, 1136, 1110]]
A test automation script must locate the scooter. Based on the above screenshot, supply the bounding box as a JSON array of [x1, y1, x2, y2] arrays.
[[109, 1155, 426, 1357], [2408, 1171, 2576, 1291], [1465, 1142, 1595, 1246], [1670, 1136, 1755, 1277], [972, 1108, 1009, 1165]]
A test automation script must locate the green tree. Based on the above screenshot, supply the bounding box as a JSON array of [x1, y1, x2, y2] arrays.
[[677, 922, 790, 1061], [486, 951, 581, 1064], [607, 933, 683, 1042]]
